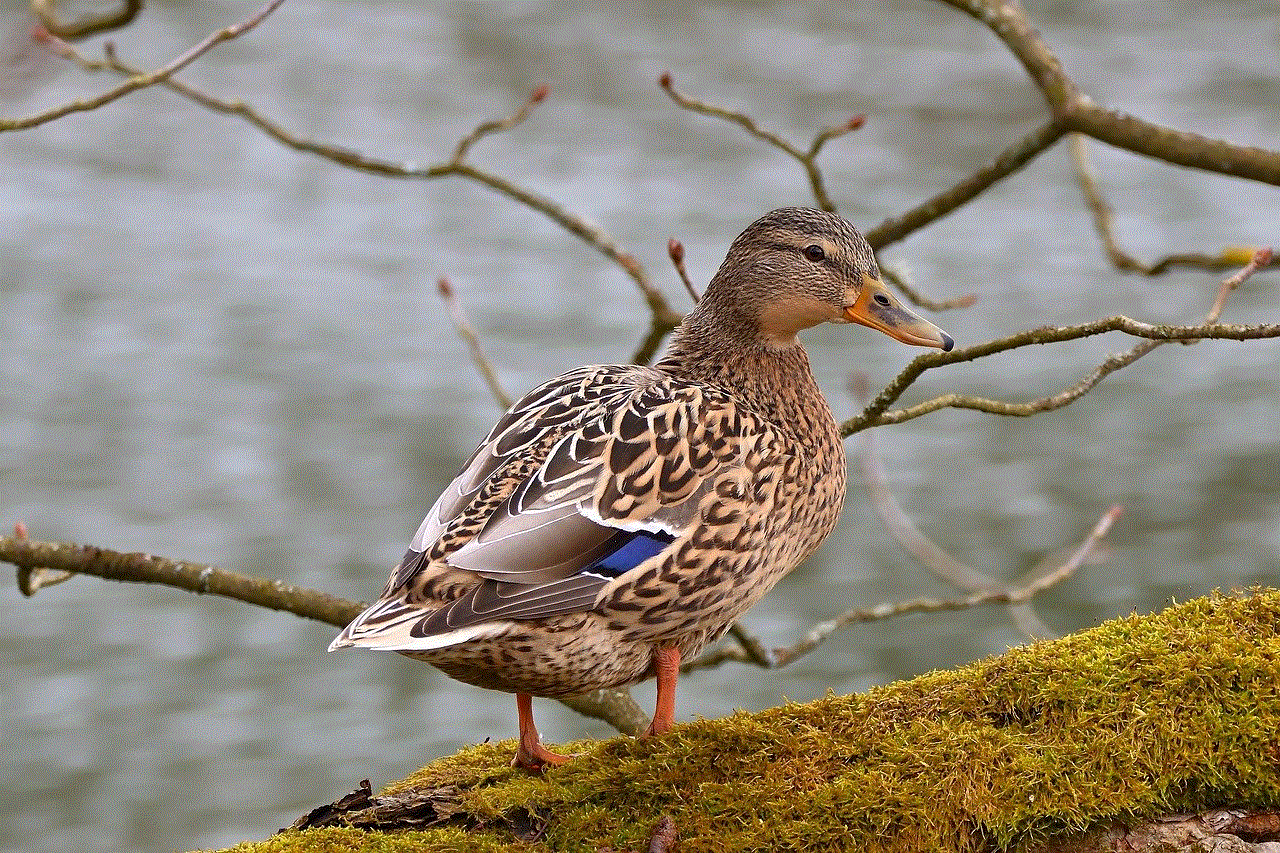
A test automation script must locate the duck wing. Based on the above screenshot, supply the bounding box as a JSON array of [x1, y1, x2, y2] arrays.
[[330, 364, 752, 652]]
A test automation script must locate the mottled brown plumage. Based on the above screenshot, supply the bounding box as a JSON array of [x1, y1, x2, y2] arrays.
[[330, 208, 953, 769]]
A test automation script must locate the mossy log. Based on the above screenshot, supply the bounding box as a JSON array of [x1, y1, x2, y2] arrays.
[[216, 589, 1280, 853]]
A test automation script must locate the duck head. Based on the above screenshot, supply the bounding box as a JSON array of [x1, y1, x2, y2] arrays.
[[705, 207, 954, 352]]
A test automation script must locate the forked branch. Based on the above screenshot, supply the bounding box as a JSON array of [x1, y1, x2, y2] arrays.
[[659, 71, 864, 213], [1069, 135, 1266, 275], [2, 0, 285, 131], [939, 0, 1280, 185], [686, 505, 1121, 673], [850, 374, 1094, 639], [660, 71, 970, 310], [842, 264, 1277, 437], [31, 36, 682, 364]]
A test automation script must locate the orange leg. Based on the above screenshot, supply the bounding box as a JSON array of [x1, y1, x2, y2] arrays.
[[513, 692, 569, 772], [643, 644, 681, 737]]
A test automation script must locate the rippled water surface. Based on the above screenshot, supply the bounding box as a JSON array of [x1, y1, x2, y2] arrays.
[[2, 2, 1277, 851]]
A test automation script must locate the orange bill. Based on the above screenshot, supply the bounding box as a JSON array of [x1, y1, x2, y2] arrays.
[[843, 273, 954, 351]]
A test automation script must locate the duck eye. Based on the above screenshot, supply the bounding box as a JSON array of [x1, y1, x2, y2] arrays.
[[873, 292, 892, 307], [803, 244, 826, 262]]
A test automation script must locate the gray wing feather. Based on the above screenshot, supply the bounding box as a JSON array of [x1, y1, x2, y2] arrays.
[[357, 363, 745, 642], [449, 506, 619, 585]]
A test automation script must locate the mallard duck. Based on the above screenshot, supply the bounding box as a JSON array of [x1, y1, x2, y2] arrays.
[[330, 208, 953, 770]]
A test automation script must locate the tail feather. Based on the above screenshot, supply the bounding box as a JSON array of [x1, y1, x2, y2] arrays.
[[328, 597, 509, 653]]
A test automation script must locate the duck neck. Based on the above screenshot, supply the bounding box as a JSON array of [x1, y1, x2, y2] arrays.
[[657, 303, 837, 448]]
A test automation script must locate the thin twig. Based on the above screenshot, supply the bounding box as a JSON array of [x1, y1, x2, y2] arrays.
[[52, 35, 454, 178], [3, 0, 284, 132], [880, 266, 977, 312], [849, 373, 1051, 637], [1069, 135, 1265, 275], [811, 114, 866, 159], [35, 40, 684, 364], [841, 313, 1280, 435], [1070, 133, 1146, 273], [440, 160, 680, 366], [454, 84, 548, 161], [1206, 246, 1273, 323], [667, 238, 700, 303], [861, 339, 1163, 426], [865, 118, 1066, 250], [436, 278, 513, 410], [845, 248, 1275, 432], [659, 71, 861, 213], [772, 504, 1122, 668], [659, 71, 975, 310], [686, 506, 1121, 673]]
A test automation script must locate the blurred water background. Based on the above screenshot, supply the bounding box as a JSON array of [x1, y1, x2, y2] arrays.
[[1, 2, 1277, 850]]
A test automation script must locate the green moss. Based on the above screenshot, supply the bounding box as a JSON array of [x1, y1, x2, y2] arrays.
[[216, 589, 1280, 853], [208, 825, 517, 853]]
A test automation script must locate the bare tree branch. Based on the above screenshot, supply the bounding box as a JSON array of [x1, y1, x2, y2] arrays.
[[443, 157, 680, 365], [870, 0, 1280, 251], [659, 71, 863, 214], [842, 311, 1279, 436], [436, 277, 513, 410], [845, 248, 1275, 433], [2, 0, 284, 132], [6, 532, 361, 626], [686, 506, 1121, 673], [781, 504, 1121, 667], [666, 238, 700, 304], [865, 118, 1068, 250], [1, 531, 648, 734], [1072, 107, 1280, 186], [849, 374, 1056, 638], [1069, 135, 1264, 275], [660, 71, 974, 309], [32, 39, 686, 365], [938, 0, 1280, 186]]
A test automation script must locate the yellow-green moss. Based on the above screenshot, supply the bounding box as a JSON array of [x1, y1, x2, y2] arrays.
[[214, 589, 1280, 853], [212, 825, 514, 853]]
